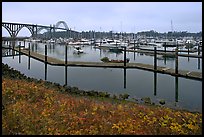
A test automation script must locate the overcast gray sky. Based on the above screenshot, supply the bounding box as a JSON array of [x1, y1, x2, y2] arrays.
[[2, 2, 202, 36]]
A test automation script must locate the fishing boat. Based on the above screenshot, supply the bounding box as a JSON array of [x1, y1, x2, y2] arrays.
[[73, 46, 84, 54]]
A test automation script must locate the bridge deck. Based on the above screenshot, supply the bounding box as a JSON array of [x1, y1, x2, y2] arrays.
[[10, 47, 202, 80]]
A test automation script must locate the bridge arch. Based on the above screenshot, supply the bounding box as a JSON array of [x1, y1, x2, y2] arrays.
[[16, 26, 33, 37], [55, 21, 69, 29], [2, 25, 12, 37], [37, 27, 50, 34]]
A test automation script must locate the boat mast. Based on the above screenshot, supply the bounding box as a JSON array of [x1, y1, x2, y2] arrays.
[[120, 21, 123, 45]]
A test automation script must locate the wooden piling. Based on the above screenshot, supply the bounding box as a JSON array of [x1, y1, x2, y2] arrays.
[[45, 45, 47, 63], [154, 47, 157, 70], [12, 41, 14, 59], [9, 41, 11, 49], [198, 45, 200, 55], [28, 51, 31, 70], [19, 42, 21, 53], [175, 48, 178, 74], [164, 43, 166, 53], [28, 43, 30, 56], [65, 65, 68, 85], [19, 42, 21, 63], [35, 43, 37, 51], [65, 44, 68, 65], [188, 44, 189, 55], [24, 40, 26, 48], [124, 46, 127, 67]]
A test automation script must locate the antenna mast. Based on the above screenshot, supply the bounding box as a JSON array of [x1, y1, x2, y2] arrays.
[[171, 20, 174, 32]]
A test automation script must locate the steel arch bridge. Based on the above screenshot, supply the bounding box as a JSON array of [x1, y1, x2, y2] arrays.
[[55, 21, 69, 30], [2, 21, 70, 39]]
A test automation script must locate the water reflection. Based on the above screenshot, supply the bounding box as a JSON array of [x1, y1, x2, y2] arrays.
[[124, 68, 126, 89], [45, 62, 47, 80], [175, 76, 178, 103], [28, 55, 31, 70], [154, 72, 157, 96], [19, 51, 21, 64], [65, 65, 68, 85], [198, 58, 200, 70], [1, 41, 202, 112]]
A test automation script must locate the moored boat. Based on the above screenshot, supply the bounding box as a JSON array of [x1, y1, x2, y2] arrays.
[[73, 46, 84, 54]]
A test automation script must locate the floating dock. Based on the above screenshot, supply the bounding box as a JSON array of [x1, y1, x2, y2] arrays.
[[10, 47, 202, 81]]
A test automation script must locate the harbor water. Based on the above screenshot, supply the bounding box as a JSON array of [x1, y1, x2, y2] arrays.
[[2, 41, 202, 112]]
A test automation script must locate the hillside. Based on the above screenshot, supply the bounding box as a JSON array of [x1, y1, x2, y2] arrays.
[[2, 63, 202, 135]]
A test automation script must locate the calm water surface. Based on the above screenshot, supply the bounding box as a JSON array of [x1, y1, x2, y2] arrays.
[[2, 41, 202, 112]]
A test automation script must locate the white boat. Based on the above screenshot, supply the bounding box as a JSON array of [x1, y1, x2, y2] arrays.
[[73, 46, 84, 54], [96, 39, 128, 48], [138, 42, 177, 52], [80, 39, 91, 45], [69, 41, 81, 45]]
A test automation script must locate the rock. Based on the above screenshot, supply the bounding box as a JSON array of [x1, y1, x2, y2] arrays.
[[119, 93, 130, 100], [141, 97, 151, 104], [159, 99, 165, 105]]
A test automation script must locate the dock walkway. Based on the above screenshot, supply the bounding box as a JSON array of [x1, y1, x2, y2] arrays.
[[10, 47, 203, 80]]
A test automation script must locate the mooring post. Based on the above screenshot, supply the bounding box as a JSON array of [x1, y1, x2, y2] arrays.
[[45, 44, 47, 63], [175, 48, 178, 74], [28, 43, 30, 56], [19, 42, 21, 54], [123, 46, 127, 67], [188, 44, 189, 55], [134, 39, 136, 51], [65, 44, 68, 65], [164, 42, 166, 53], [9, 41, 11, 49], [154, 47, 157, 71], [12, 41, 14, 59], [28, 43, 31, 70], [24, 40, 26, 48], [35, 43, 37, 51], [45, 62, 47, 80], [198, 45, 200, 55], [65, 65, 68, 85], [19, 42, 21, 63]]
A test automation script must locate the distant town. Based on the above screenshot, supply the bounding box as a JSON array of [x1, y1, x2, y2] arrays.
[[2, 29, 202, 52]]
